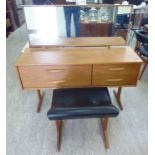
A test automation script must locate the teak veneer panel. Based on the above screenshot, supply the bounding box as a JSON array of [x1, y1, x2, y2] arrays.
[[16, 46, 142, 66], [18, 65, 91, 88], [92, 63, 141, 86]]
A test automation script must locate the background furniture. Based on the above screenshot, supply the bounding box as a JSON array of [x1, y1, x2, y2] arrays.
[[135, 30, 148, 79], [47, 87, 119, 151], [128, 15, 148, 45], [80, 23, 113, 37], [52, 0, 66, 4], [6, 0, 15, 37], [79, 6, 115, 37], [6, 0, 30, 37], [114, 28, 128, 40], [16, 45, 143, 112], [14, 0, 29, 26], [114, 14, 130, 40]]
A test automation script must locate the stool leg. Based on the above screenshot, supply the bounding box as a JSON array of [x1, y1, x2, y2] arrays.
[[55, 120, 62, 151], [101, 118, 109, 149], [113, 87, 123, 110]]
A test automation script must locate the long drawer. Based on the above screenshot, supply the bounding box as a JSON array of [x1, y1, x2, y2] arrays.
[[92, 63, 141, 86], [18, 65, 92, 88]]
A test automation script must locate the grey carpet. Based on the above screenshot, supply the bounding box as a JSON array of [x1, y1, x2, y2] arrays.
[[6, 24, 148, 155]]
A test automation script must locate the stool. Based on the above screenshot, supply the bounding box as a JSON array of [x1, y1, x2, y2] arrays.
[[47, 87, 119, 151]]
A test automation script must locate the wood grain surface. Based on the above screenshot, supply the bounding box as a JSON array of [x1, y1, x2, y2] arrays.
[[16, 46, 142, 66], [29, 37, 126, 47]]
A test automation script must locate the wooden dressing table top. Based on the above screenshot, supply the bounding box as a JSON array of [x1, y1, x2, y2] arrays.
[[16, 46, 142, 66], [29, 37, 126, 47]]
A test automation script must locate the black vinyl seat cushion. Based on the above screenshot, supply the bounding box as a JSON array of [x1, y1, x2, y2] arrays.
[[135, 30, 148, 57], [139, 43, 148, 57], [47, 88, 119, 120], [135, 30, 148, 44]]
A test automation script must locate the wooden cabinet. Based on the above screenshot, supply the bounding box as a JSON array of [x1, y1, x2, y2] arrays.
[[80, 23, 113, 37]]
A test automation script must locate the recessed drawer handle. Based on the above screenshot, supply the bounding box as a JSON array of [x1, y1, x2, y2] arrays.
[[50, 80, 65, 84], [109, 68, 125, 71], [47, 69, 65, 73], [106, 79, 123, 82]]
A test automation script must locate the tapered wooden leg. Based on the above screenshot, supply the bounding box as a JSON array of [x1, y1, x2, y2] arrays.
[[55, 120, 62, 151], [36, 90, 44, 113], [113, 87, 123, 110], [101, 118, 109, 149], [139, 61, 148, 80]]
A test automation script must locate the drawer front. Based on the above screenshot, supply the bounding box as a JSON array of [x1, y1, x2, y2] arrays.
[[18, 65, 91, 88], [92, 64, 141, 86]]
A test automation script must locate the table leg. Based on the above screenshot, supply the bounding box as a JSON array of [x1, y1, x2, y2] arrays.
[[113, 87, 123, 110], [36, 90, 44, 113]]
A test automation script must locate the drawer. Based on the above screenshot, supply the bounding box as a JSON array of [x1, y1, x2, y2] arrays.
[[92, 64, 141, 86], [18, 65, 91, 88]]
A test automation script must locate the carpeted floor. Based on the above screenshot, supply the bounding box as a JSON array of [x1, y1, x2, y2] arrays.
[[6, 24, 148, 155]]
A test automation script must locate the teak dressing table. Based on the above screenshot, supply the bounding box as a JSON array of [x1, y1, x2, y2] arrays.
[[16, 37, 143, 112]]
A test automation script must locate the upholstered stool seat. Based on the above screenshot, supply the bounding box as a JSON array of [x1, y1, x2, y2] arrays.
[[47, 87, 119, 151], [48, 88, 119, 120]]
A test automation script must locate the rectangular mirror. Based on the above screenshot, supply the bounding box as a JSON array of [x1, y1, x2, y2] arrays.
[[24, 5, 132, 47]]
